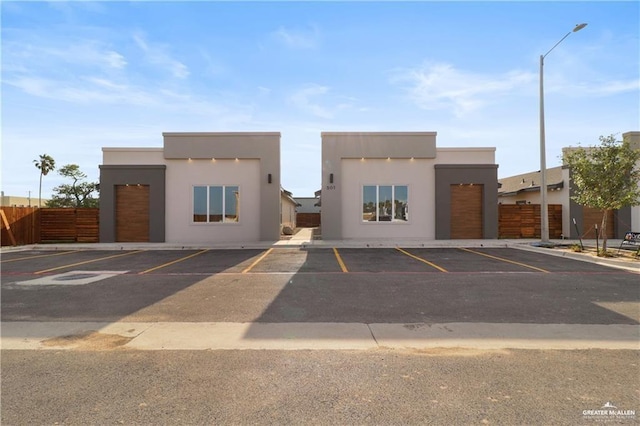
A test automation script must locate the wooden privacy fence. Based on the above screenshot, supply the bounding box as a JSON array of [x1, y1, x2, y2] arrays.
[[0, 207, 40, 246], [1, 207, 99, 246], [296, 212, 321, 228], [1, 205, 571, 244], [499, 204, 562, 239]]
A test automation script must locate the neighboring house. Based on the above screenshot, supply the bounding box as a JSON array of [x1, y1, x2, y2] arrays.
[[498, 131, 639, 239], [280, 188, 299, 233], [0, 193, 48, 207], [497, 166, 567, 205], [320, 132, 498, 240], [498, 166, 570, 237], [99, 132, 281, 243], [295, 197, 321, 214]]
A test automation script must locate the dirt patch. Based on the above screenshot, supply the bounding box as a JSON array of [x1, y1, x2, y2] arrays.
[[553, 245, 639, 262], [42, 331, 133, 350], [395, 347, 512, 358]]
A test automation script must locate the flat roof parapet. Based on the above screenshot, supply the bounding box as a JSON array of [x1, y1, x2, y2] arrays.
[[321, 131, 437, 136], [162, 132, 281, 137]]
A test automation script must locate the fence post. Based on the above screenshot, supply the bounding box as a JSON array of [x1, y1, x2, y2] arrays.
[[0, 209, 17, 246]]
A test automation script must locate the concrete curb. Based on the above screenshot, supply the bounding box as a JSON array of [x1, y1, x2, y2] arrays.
[[512, 243, 639, 274], [2, 322, 638, 351]]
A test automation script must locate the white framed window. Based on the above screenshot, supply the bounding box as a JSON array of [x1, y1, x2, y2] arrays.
[[362, 185, 409, 222], [193, 185, 240, 223]]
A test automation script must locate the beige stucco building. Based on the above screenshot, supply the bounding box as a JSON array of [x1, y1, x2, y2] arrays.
[[0, 194, 47, 207], [100, 132, 281, 243], [320, 132, 499, 240]]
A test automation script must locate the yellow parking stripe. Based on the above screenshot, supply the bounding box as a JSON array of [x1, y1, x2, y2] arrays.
[[242, 248, 273, 274], [35, 250, 145, 274], [1, 250, 79, 263], [139, 249, 209, 274], [459, 248, 550, 273], [333, 248, 349, 273], [395, 247, 448, 273]]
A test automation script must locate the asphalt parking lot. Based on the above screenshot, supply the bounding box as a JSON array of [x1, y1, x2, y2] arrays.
[[1, 247, 637, 325], [2, 246, 638, 425]]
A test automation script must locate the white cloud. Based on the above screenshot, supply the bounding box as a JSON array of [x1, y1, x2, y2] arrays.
[[565, 79, 640, 97], [273, 25, 319, 49], [133, 32, 190, 79], [5, 75, 153, 105], [258, 86, 272, 96], [391, 63, 536, 117], [4, 74, 238, 120], [1, 31, 254, 129], [2, 38, 127, 72], [106, 51, 127, 69], [289, 84, 333, 119]]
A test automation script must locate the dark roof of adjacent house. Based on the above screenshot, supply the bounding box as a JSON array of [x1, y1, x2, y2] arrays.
[[498, 166, 565, 197]]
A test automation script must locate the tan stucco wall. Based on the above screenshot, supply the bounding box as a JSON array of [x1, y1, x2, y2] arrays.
[[321, 132, 498, 240], [321, 132, 437, 240], [164, 159, 260, 243], [102, 148, 165, 165], [436, 148, 496, 164], [280, 195, 297, 231], [341, 158, 434, 239], [101, 133, 281, 243]]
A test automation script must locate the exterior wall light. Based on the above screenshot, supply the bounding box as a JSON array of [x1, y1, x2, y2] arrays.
[[268, 173, 272, 184], [329, 173, 334, 184]]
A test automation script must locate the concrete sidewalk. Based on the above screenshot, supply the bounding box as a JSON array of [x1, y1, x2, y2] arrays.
[[2, 321, 638, 351]]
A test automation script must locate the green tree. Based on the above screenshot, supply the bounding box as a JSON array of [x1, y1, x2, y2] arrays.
[[46, 164, 99, 208], [33, 154, 56, 207], [563, 134, 640, 254]]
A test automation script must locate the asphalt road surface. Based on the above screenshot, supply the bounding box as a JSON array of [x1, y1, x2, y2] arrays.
[[2, 349, 639, 425]]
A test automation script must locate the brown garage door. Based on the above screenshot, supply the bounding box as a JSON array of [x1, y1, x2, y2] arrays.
[[116, 184, 150, 242], [582, 207, 614, 239], [450, 184, 483, 239]]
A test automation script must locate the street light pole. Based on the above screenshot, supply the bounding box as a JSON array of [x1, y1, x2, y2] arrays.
[[538, 23, 587, 245]]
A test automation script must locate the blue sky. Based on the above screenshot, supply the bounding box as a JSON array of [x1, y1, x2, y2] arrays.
[[2, 1, 639, 199]]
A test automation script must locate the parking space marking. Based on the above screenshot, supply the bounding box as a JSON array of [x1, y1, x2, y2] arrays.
[[242, 248, 274, 274], [1, 250, 79, 263], [139, 249, 210, 274], [459, 248, 550, 273], [35, 250, 146, 275], [333, 248, 349, 273], [395, 248, 448, 273]]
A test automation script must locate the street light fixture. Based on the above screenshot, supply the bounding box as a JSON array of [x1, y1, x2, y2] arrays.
[[538, 23, 587, 246]]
